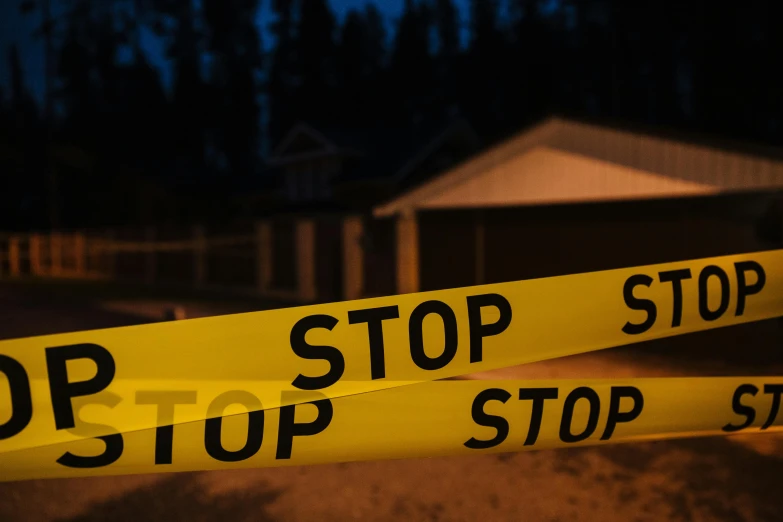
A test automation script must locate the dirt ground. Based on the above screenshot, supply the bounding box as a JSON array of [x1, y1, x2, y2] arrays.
[[0, 282, 781, 522], [1, 433, 781, 522]]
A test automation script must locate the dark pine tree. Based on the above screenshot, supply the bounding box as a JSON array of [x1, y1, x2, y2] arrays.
[[3, 45, 43, 229], [167, 0, 208, 179], [336, 5, 388, 127], [463, 0, 507, 137], [434, 0, 460, 117], [203, 0, 263, 178], [7, 45, 39, 133], [389, 0, 435, 129], [268, 0, 296, 145], [57, 14, 97, 141], [295, 0, 338, 124], [507, 0, 549, 124], [571, 0, 614, 117]]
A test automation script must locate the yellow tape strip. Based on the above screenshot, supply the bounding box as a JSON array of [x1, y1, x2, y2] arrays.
[[1, 250, 781, 456], [1, 377, 780, 481]]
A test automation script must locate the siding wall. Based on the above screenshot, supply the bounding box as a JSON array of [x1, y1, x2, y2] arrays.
[[271, 219, 297, 291], [418, 194, 769, 292], [363, 217, 397, 297], [413, 194, 781, 372], [315, 218, 344, 301]]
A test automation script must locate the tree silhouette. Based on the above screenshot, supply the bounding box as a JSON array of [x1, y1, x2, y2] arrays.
[[463, 0, 506, 136], [336, 5, 388, 127], [433, 0, 460, 117], [362, 5, 388, 68], [267, 0, 296, 145], [166, 0, 208, 179], [389, 0, 435, 127], [57, 17, 96, 139], [506, 0, 548, 123], [435, 0, 459, 59], [2, 0, 783, 230], [7, 45, 39, 131], [203, 0, 263, 179], [3, 43, 45, 229], [295, 0, 338, 124], [570, 0, 615, 117]]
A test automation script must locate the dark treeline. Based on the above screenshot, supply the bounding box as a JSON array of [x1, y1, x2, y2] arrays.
[[1, 0, 782, 230]]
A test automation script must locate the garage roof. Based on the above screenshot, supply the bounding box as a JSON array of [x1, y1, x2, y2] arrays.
[[374, 117, 783, 216]]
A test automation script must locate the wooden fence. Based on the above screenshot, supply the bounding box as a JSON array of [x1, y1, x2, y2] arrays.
[[0, 215, 372, 304], [4, 196, 770, 306], [0, 232, 113, 280]]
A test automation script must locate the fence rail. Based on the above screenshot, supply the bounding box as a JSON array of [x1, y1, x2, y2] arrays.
[[0, 216, 372, 304]]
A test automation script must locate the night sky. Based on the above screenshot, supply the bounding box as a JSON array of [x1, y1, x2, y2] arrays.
[[0, 0, 472, 103]]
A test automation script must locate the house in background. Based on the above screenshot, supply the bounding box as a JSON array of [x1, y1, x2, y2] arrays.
[[258, 118, 481, 212], [233, 114, 783, 311], [265, 123, 361, 205], [363, 116, 783, 297], [231, 117, 480, 303]]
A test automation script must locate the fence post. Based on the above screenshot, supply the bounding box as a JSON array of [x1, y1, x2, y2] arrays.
[[296, 218, 317, 302], [105, 231, 116, 278], [193, 225, 206, 287], [29, 234, 41, 275], [85, 235, 95, 277], [8, 236, 20, 277], [146, 227, 156, 284], [342, 216, 364, 301], [255, 221, 272, 295], [396, 210, 420, 294], [74, 232, 86, 277], [50, 232, 63, 277]]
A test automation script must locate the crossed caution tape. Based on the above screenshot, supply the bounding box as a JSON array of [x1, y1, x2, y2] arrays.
[[1, 250, 782, 481]]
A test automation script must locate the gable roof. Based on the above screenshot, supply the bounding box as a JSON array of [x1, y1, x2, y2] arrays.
[[374, 117, 783, 216], [270, 123, 333, 156], [269, 118, 478, 184], [392, 119, 479, 188], [267, 123, 363, 166]]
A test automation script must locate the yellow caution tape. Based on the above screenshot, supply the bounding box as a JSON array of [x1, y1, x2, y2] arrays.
[[0, 250, 782, 479], [0, 377, 780, 481], [1, 250, 781, 449]]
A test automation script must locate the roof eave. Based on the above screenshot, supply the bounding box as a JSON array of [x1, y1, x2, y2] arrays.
[[373, 116, 563, 217]]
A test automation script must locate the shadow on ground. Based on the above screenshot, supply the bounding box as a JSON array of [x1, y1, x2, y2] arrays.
[[585, 318, 783, 376], [550, 435, 783, 522], [51, 473, 281, 522]]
